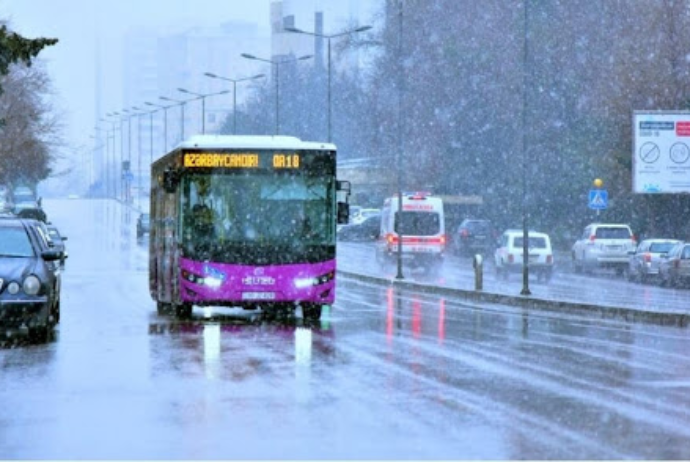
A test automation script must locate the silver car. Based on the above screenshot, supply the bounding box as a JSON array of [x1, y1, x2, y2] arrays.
[[659, 242, 690, 288], [627, 238, 681, 283], [571, 223, 636, 275]]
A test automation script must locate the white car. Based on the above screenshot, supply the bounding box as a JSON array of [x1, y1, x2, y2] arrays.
[[494, 229, 554, 283], [571, 223, 636, 275]]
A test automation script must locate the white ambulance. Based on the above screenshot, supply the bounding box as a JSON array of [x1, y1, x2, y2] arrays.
[[376, 192, 446, 273]]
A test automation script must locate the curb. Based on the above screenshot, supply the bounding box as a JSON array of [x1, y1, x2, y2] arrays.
[[337, 270, 690, 327]]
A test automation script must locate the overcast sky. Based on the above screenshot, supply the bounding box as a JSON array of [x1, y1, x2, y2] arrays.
[[0, 0, 380, 191], [0, 0, 272, 187]]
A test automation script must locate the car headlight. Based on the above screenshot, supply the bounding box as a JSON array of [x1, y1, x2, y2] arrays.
[[23, 275, 41, 295], [7, 281, 20, 295]]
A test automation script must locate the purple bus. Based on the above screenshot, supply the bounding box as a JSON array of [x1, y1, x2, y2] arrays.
[[149, 135, 351, 320]]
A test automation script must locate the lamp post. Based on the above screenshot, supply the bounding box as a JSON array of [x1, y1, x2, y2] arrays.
[[108, 111, 126, 202], [395, 2, 405, 280], [96, 121, 112, 198], [121, 108, 136, 204], [160, 96, 193, 142], [104, 112, 122, 199], [203, 72, 265, 134], [147, 109, 156, 166], [177, 87, 231, 135], [285, 25, 371, 142], [241, 53, 313, 135], [145, 101, 172, 153], [521, 0, 531, 296]]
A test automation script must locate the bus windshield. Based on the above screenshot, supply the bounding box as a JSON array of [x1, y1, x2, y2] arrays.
[[180, 171, 334, 260]]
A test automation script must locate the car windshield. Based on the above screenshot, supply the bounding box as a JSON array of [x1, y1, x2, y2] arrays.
[[463, 221, 491, 232], [395, 211, 440, 236], [513, 236, 548, 249], [649, 242, 676, 253], [595, 227, 631, 239], [0, 226, 34, 257]]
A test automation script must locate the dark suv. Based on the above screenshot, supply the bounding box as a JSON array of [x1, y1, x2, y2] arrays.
[[453, 219, 494, 256]]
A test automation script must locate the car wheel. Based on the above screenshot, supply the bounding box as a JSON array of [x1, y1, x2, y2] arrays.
[[52, 299, 61, 324], [29, 325, 50, 343], [572, 255, 582, 274]]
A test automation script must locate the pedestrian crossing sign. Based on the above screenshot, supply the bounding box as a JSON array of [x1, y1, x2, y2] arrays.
[[588, 189, 608, 210]]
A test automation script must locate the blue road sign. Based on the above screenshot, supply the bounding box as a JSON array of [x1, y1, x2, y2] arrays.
[[588, 189, 608, 210]]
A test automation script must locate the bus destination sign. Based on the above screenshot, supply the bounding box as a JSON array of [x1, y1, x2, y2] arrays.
[[183, 152, 300, 169]]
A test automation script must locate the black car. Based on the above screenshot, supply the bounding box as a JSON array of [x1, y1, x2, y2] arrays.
[[15, 200, 47, 222], [46, 224, 68, 268], [453, 218, 495, 256], [337, 215, 380, 242], [0, 218, 63, 341], [137, 212, 150, 238]]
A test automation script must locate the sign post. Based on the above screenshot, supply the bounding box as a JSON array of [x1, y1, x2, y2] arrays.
[[588, 178, 607, 218]]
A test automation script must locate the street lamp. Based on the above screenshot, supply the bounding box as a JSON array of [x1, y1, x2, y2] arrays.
[[160, 95, 194, 142], [521, 0, 531, 296], [203, 72, 265, 134], [285, 25, 371, 142], [105, 112, 123, 200], [121, 107, 140, 204], [241, 52, 313, 135], [145, 101, 173, 153], [177, 87, 231, 135]]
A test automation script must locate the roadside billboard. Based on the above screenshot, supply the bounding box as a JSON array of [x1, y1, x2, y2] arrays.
[[633, 111, 690, 193]]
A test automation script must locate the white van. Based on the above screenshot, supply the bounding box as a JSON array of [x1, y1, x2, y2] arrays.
[[494, 229, 554, 282], [376, 192, 446, 273]]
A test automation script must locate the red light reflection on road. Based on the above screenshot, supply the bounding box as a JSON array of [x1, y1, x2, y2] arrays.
[[438, 298, 446, 344], [412, 297, 421, 338], [386, 286, 394, 343]]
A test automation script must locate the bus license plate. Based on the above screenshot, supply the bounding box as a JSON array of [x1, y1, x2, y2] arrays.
[[242, 292, 276, 300]]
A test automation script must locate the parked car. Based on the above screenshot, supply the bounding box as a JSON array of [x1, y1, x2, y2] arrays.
[[137, 212, 150, 238], [337, 214, 380, 242], [46, 224, 69, 268], [351, 208, 381, 225], [0, 217, 63, 341], [494, 229, 554, 282], [627, 238, 681, 283], [658, 241, 690, 288], [571, 223, 636, 275], [348, 205, 362, 224], [453, 218, 494, 256]]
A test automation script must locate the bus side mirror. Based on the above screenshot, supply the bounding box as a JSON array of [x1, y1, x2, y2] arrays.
[[337, 202, 349, 225], [336, 180, 351, 194], [162, 170, 178, 193]]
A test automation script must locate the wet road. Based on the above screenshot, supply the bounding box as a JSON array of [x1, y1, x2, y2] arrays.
[[1, 198, 689, 459]]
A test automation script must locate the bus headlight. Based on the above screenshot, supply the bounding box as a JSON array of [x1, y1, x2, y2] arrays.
[[295, 271, 334, 288], [182, 268, 225, 288]]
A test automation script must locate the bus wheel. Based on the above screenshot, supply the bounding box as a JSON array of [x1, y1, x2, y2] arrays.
[[156, 301, 173, 316], [302, 303, 322, 322], [175, 303, 192, 319]]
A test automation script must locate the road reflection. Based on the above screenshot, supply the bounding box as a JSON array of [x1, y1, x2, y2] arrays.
[[148, 311, 336, 381]]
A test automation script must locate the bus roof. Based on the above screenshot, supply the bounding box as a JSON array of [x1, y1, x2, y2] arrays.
[[172, 135, 336, 152]]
